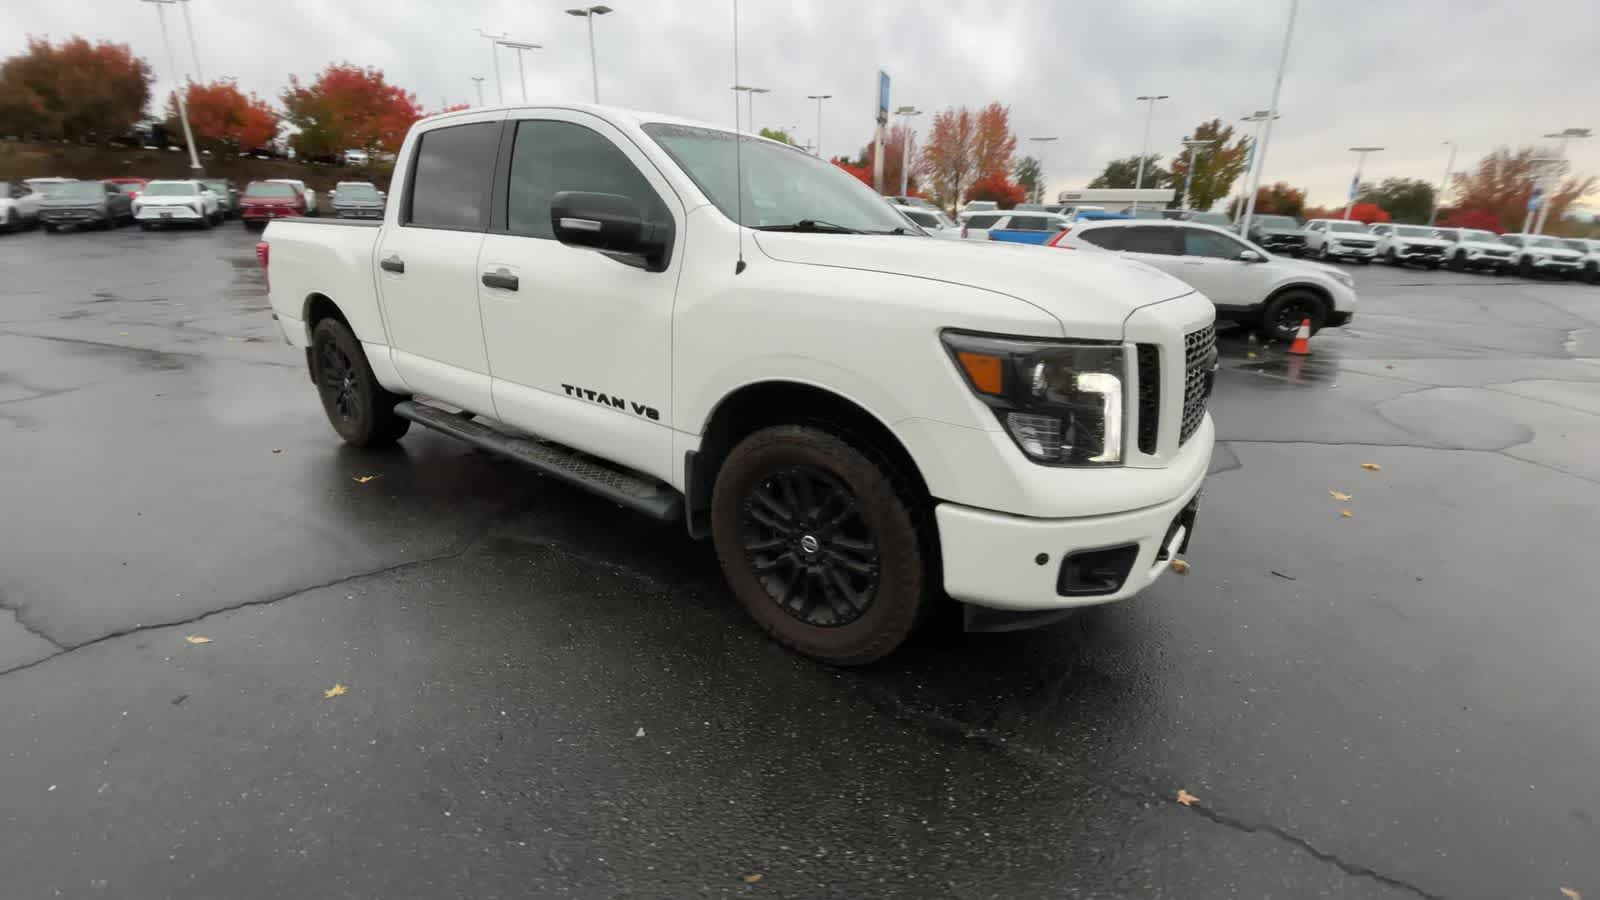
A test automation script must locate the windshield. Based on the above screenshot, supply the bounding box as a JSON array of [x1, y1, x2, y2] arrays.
[[144, 182, 197, 197], [965, 201, 996, 211], [336, 184, 382, 200], [1395, 226, 1437, 238], [1561, 239, 1589, 252], [1525, 236, 1566, 250], [201, 181, 228, 193], [1329, 221, 1369, 233], [1256, 215, 1299, 229], [643, 123, 909, 233], [1460, 229, 1503, 244], [49, 182, 105, 200], [246, 182, 297, 198]]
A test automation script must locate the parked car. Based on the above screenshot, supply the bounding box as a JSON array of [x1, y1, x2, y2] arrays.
[[343, 148, 371, 166], [271, 179, 317, 215], [1, 179, 44, 231], [959, 211, 1069, 241], [257, 104, 1216, 664], [39, 180, 134, 231], [133, 180, 222, 229], [1434, 228, 1516, 273], [885, 195, 937, 210], [105, 177, 150, 201], [892, 204, 961, 240], [200, 179, 241, 218], [1241, 214, 1307, 257], [1370, 223, 1451, 268], [1056, 219, 1356, 340], [1557, 238, 1600, 282], [1174, 210, 1232, 227], [1499, 233, 1586, 277], [330, 181, 386, 219], [1302, 218, 1379, 262], [240, 180, 308, 229], [956, 200, 997, 222]]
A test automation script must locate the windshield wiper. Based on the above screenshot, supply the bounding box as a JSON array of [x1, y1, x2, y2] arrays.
[[754, 219, 863, 234]]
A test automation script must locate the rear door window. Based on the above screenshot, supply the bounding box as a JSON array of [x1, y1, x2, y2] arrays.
[[405, 121, 500, 230], [964, 214, 1001, 229], [1122, 226, 1180, 255], [1007, 215, 1049, 231], [1077, 228, 1125, 250]]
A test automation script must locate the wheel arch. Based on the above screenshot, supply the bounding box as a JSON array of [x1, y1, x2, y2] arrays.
[[684, 380, 931, 540]]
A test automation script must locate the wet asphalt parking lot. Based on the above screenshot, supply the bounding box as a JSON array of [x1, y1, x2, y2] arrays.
[[2, 221, 1598, 900]]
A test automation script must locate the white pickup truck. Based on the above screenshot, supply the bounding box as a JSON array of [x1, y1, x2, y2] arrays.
[[258, 104, 1215, 663]]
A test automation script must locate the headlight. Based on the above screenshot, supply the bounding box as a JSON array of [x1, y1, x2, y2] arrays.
[[941, 331, 1125, 466]]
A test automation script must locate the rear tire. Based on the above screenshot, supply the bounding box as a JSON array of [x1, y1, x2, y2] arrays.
[[3, 210, 15, 232], [1449, 250, 1466, 271], [139, 221, 153, 231], [710, 424, 933, 666], [1385, 247, 1399, 266], [43, 223, 58, 234], [1262, 289, 1330, 341], [309, 318, 410, 447]]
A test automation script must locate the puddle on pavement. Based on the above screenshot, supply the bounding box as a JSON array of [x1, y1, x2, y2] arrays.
[[1237, 353, 1342, 385]]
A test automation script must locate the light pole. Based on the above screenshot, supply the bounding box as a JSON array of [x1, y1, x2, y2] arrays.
[[1028, 136, 1058, 204], [565, 5, 613, 103], [1237, 110, 1278, 231], [807, 93, 832, 158], [1343, 146, 1384, 219], [1131, 94, 1169, 211], [475, 28, 507, 104], [1523, 157, 1560, 233], [470, 77, 485, 106], [730, 85, 768, 132], [1240, 0, 1299, 238], [175, 0, 204, 83], [141, 0, 202, 172], [1179, 139, 1216, 210], [497, 40, 542, 103], [896, 106, 922, 196], [1532, 127, 1591, 233], [1428, 140, 1457, 226]]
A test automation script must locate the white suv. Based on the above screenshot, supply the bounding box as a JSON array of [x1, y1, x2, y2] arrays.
[[1557, 238, 1600, 283], [1063, 219, 1357, 340], [1, 179, 44, 231], [1500, 233, 1586, 277], [1434, 228, 1515, 273], [959, 211, 1069, 241], [1303, 218, 1379, 262], [1369, 223, 1451, 269], [893, 205, 963, 241]]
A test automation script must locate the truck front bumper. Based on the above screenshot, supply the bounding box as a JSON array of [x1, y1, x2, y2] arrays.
[[935, 436, 1210, 612]]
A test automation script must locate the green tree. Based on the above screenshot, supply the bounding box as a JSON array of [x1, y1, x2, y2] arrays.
[[1088, 154, 1169, 190], [758, 127, 795, 145], [1168, 119, 1250, 210], [1014, 155, 1043, 203], [1358, 178, 1436, 223]]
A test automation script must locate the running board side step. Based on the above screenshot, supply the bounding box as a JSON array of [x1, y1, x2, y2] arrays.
[[394, 401, 684, 522]]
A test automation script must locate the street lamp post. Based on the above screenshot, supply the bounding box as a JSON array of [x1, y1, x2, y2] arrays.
[[141, 0, 202, 172], [730, 85, 768, 132], [475, 28, 507, 104], [1237, 110, 1278, 233], [1532, 127, 1591, 234], [1179, 139, 1216, 210], [565, 5, 613, 103], [1131, 94, 1169, 211], [1428, 140, 1457, 226], [896, 106, 922, 196], [497, 40, 542, 103], [1343, 146, 1384, 219], [175, 0, 204, 83], [470, 77, 485, 106], [1240, 0, 1300, 238], [806, 93, 832, 158], [1028, 136, 1059, 204]]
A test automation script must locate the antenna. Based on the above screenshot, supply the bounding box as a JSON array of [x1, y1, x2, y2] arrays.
[[732, 0, 746, 274]]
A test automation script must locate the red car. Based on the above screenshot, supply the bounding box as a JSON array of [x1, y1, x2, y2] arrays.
[[106, 177, 149, 201], [239, 180, 307, 230]]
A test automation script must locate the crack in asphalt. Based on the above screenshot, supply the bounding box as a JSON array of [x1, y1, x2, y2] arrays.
[[0, 604, 66, 651], [867, 692, 1445, 900], [0, 329, 298, 370]]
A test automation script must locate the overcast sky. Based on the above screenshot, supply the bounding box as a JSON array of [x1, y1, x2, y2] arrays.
[[5, 0, 1598, 206]]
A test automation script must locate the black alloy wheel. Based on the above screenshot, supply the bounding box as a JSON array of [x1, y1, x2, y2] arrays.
[[1263, 289, 1328, 341], [741, 466, 879, 628], [309, 318, 409, 447], [317, 337, 361, 425]]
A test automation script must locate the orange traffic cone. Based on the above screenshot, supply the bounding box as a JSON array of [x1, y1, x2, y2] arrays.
[[1288, 318, 1312, 355]]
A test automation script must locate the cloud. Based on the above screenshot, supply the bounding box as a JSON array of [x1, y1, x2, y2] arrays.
[[4, 0, 1596, 205]]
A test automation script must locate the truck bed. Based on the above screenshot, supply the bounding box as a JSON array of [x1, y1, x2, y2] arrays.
[[262, 218, 385, 348]]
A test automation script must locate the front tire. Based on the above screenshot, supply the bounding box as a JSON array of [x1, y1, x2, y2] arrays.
[[309, 318, 410, 447], [1518, 256, 1535, 278], [710, 425, 933, 666], [1262, 289, 1330, 341]]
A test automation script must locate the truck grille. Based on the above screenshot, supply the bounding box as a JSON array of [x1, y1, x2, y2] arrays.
[[1341, 239, 1375, 249], [1180, 325, 1216, 445], [1136, 344, 1160, 455], [1482, 249, 1510, 258], [1411, 245, 1444, 256]]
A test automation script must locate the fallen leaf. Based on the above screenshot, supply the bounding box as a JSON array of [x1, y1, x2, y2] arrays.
[[1384, 364, 1395, 370], [323, 683, 347, 699], [1169, 559, 1190, 575], [118, 331, 128, 336], [1269, 570, 1297, 581], [744, 874, 764, 884], [1329, 490, 1352, 502], [1560, 889, 1580, 900], [1247, 351, 1258, 359], [184, 635, 212, 645], [1176, 789, 1199, 806], [271, 448, 282, 454], [352, 475, 379, 484], [635, 727, 646, 738], [1361, 463, 1382, 471], [1341, 509, 1353, 518]]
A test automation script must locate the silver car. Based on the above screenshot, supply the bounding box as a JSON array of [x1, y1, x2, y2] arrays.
[[40, 180, 135, 231]]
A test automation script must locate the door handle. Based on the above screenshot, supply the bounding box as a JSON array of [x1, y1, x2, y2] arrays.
[[481, 268, 519, 291], [380, 254, 405, 274]]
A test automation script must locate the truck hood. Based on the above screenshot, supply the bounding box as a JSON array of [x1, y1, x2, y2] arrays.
[[752, 232, 1196, 339]]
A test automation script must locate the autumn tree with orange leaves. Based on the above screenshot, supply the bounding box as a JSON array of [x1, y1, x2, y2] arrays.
[[0, 36, 151, 142], [1450, 146, 1596, 234], [917, 102, 1017, 213], [167, 81, 279, 154], [281, 64, 423, 161]]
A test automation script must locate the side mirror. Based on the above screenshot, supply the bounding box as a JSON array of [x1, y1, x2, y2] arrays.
[[551, 191, 672, 270], [1238, 249, 1265, 263]]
